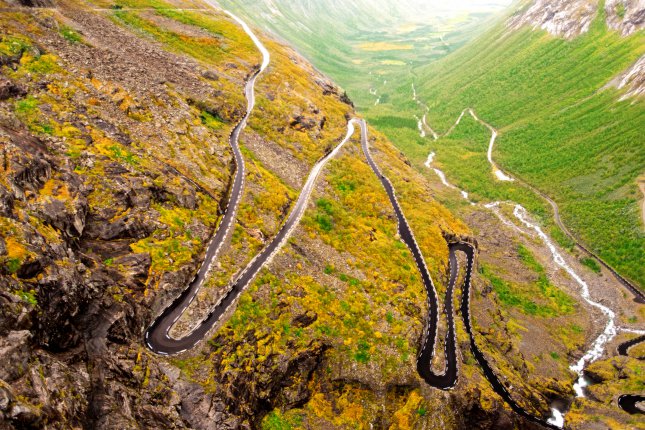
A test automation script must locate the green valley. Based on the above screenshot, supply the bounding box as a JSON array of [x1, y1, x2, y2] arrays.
[[386, 6, 645, 289]]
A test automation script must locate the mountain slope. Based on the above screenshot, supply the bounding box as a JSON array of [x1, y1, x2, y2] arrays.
[[391, 1, 645, 290], [1, 0, 582, 428], [1, 1, 643, 429]]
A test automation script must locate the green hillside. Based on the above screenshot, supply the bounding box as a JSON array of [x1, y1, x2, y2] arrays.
[[214, 0, 508, 110], [376, 8, 645, 289]]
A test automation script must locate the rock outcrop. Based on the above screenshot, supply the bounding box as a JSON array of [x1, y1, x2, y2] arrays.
[[508, 0, 645, 38]]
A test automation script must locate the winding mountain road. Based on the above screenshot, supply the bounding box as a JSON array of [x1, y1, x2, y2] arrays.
[[616, 335, 645, 415], [359, 118, 456, 389], [142, 8, 637, 428], [145, 9, 355, 355], [145, 9, 270, 355], [360, 122, 560, 428], [618, 395, 645, 415], [145, 99, 358, 353]]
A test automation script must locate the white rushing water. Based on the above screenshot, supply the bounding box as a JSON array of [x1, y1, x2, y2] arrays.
[[425, 153, 470, 201], [415, 116, 426, 138], [572, 375, 590, 397], [513, 205, 617, 388], [547, 408, 565, 428]]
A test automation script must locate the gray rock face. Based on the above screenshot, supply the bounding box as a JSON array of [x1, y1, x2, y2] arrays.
[[606, 53, 645, 99], [605, 0, 645, 36], [0, 331, 31, 382], [8, 0, 55, 6], [507, 0, 599, 39], [0, 78, 25, 102], [0, 187, 13, 218], [507, 0, 645, 100], [507, 0, 645, 38]]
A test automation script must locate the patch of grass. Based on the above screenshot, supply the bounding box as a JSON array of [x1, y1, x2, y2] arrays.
[[59, 26, 83, 44], [20, 52, 61, 74], [14, 96, 39, 116], [581, 257, 601, 273], [481, 264, 575, 317], [6, 257, 21, 274], [616, 2, 626, 18], [386, 311, 394, 324], [200, 110, 225, 130], [314, 198, 335, 232], [354, 339, 371, 363], [0, 35, 30, 57], [17, 289, 37, 306], [262, 411, 293, 430], [571, 324, 584, 334]]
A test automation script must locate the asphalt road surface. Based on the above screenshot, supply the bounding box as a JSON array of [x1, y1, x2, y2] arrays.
[[616, 335, 645, 414], [358, 121, 560, 429]]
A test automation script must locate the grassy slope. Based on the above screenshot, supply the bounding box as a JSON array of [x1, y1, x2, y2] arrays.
[[387, 9, 645, 289]]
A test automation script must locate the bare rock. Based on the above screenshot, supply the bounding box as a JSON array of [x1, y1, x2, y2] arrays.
[[201, 70, 220, 81], [605, 0, 645, 36], [0, 186, 13, 218], [8, 156, 51, 199], [0, 331, 31, 382], [110, 253, 151, 289], [292, 310, 317, 328], [85, 214, 154, 241], [605, 53, 645, 100], [7, 0, 54, 6], [289, 114, 317, 131], [0, 78, 25, 101], [507, 0, 599, 39]]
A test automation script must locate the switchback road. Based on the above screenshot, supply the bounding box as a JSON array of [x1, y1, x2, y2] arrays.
[[359, 121, 559, 428]]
